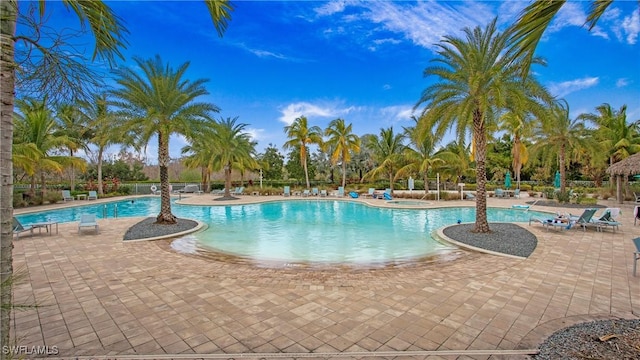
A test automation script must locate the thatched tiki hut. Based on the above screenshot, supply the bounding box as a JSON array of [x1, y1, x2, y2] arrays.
[[606, 152, 640, 204]]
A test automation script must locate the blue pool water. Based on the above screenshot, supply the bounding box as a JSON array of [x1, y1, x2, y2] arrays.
[[16, 198, 548, 264]]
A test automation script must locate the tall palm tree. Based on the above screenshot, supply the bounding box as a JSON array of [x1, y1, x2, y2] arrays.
[[283, 116, 323, 188], [1, 0, 233, 350], [324, 118, 361, 187], [530, 99, 593, 193], [362, 127, 406, 192], [181, 125, 217, 193], [511, 0, 620, 75], [55, 103, 92, 191], [209, 117, 258, 198], [110, 55, 219, 223], [416, 19, 541, 233]]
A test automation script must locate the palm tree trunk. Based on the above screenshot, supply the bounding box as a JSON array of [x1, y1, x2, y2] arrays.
[[97, 146, 104, 196], [156, 131, 176, 224], [224, 162, 232, 197], [559, 143, 566, 193], [341, 158, 347, 188], [303, 157, 310, 189], [423, 171, 429, 193], [0, 0, 17, 352], [473, 110, 490, 233]]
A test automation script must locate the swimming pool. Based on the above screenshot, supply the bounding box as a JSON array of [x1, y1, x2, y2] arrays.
[[16, 197, 548, 265]]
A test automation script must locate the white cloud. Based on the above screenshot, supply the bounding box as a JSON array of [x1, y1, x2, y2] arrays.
[[616, 78, 630, 87], [380, 105, 415, 123], [548, 2, 586, 33], [245, 127, 265, 142], [547, 77, 599, 97], [314, 0, 350, 17], [278, 102, 342, 125], [621, 10, 640, 44]]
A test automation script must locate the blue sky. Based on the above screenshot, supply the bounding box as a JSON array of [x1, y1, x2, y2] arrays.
[[27, 1, 640, 163]]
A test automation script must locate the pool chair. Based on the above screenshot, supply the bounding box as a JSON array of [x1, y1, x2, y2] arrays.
[[88, 191, 98, 200], [78, 214, 99, 234], [591, 208, 622, 232], [349, 191, 359, 198], [231, 187, 244, 196], [211, 188, 225, 195], [633, 237, 640, 276], [312, 188, 319, 196], [568, 208, 599, 232], [283, 186, 291, 197], [494, 188, 505, 198], [320, 189, 327, 197], [529, 215, 573, 231], [61, 190, 74, 202], [383, 189, 393, 200], [514, 189, 521, 199], [337, 186, 345, 197], [13, 217, 34, 239], [362, 188, 375, 198], [464, 192, 476, 200], [634, 192, 640, 204], [302, 189, 310, 197]]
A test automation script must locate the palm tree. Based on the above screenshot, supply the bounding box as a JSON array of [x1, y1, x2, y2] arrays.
[[181, 125, 217, 193], [283, 116, 323, 188], [579, 103, 640, 166], [110, 55, 219, 223], [209, 117, 258, 198], [324, 118, 361, 187], [415, 19, 541, 233], [397, 121, 451, 193], [511, 0, 619, 75], [1, 0, 233, 350], [439, 141, 475, 185], [362, 127, 406, 192], [13, 98, 86, 197], [55, 103, 92, 191], [530, 99, 593, 193]]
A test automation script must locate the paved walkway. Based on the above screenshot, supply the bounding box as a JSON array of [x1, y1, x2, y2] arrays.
[[10, 194, 640, 359]]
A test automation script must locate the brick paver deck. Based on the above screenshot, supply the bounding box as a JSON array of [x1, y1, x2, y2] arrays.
[[10, 195, 640, 359]]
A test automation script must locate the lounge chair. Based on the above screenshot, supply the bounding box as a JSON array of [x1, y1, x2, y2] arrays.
[[211, 188, 225, 195], [514, 189, 521, 199], [362, 188, 375, 198], [283, 186, 291, 197], [78, 214, 99, 234], [231, 187, 244, 196], [320, 189, 327, 197], [568, 208, 599, 232], [88, 191, 98, 200], [634, 192, 640, 204], [349, 191, 359, 198], [12, 217, 34, 238], [312, 188, 319, 196], [529, 215, 572, 231], [337, 186, 345, 197], [464, 192, 476, 200], [383, 188, 392, 200], [633, 237, 640, 277], [494, 188, 505, 198], [302, 189, 310, 197], [61, 190, 74, 202], [592, 208, 622, 232], [181, 184, 200, 193]]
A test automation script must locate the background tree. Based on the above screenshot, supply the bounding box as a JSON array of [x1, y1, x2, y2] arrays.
[[362, 127, 406, 192], [396, 121, 449, 192], [110, 55, 219, 223], [257, 144, 284, 181], [283, 116, 323, 188], [324, 118, 360, 187], [285, 146, 316, 184], [55, 103, 92, 191]]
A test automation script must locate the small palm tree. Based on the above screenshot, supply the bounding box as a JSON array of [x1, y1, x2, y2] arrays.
[[283, 116, 323, 188], [55, 103, 92, 191], [110, 55, 219, 223], [363, 127, 406, 192], [324, 118, 361, 187], [209, 117, 258, 198]]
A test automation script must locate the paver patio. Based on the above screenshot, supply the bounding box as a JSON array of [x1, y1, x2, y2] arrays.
[[9, 195, 640, 359]]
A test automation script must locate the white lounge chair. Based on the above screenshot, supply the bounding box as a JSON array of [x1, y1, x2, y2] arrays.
[[78, 214, 99, 234], [283, 186, 291, 197], [88, 191, 98, 200], [302, 189, 310, 197], [61, 190, 74, 202], [13, 217, 34, 238]]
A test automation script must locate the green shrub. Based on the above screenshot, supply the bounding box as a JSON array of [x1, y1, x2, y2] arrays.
[[556, 191, 571, 203], [44, 192, 62, 204], [578, 197, 598, 205]]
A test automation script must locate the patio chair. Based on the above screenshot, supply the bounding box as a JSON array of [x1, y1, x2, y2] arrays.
[[320, 189, 327, 197], [312, 188, 319, 196], [494, 188, 505, 198], [514, 189, 521, 199], [337, 186, 345, 197], [88, 191, 98, 200], [231, 187, 244, 196], [12, 217, 34, 239], [568, 208, 599, 232], [592, 208, 622, 232], [302, 189, 310, 197], [61, 190, 74, 202], [464, 191, 476, 200], [283, 186, 290, 197], [78, 214, 99, 234], [349, 191, 359, 198], [529, 215, 572, 231], [634, 192, 640, 204], [633, 237, 640, 277], [363, 188, 375, 198], [383, 188, 393, 201], [211, 188, 225, 195]]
